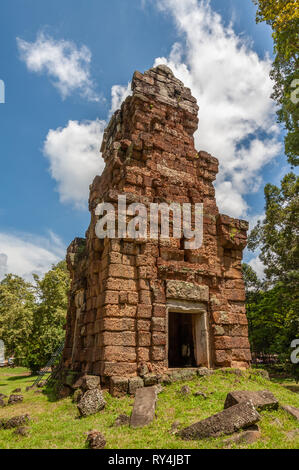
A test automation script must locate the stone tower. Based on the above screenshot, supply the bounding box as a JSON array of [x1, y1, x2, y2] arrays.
[[62, 65, 251, 384]]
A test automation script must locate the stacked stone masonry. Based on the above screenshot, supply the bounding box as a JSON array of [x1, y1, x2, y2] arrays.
[[62, 65, 251, 384]]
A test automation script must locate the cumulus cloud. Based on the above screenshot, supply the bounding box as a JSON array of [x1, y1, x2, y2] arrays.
[[154, 0, 282, 218], [0, 231, 66, 281], [249, 253, 265, 280], [110, 82, 132, 116], [17, 32, 100, 101], [43, 119, 106, 208]]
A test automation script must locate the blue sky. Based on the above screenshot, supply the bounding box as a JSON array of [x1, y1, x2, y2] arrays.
[[0, 0, 288, 280]]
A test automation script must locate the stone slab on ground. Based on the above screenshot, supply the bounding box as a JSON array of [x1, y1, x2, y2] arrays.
[[77, 389, 106, 417], [282, 405, 299, 422], [178, 401, 260, 440], [224, 390, 278, 411], [130, 386, 158, 428]]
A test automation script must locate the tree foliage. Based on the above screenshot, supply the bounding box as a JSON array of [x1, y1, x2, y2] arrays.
[[0, 261, 70, 372], [243, 263, 298, 358], [248, 172, 299, 288], [0, 275, 35, 360], [253, 0, 299, 166]]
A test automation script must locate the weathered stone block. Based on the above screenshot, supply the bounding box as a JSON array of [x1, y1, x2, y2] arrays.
[[224, 390, 279, 411], [178, 401, 260, 440], [166, 281, 209, 302], [77, 389, 106, 417], [109, 376, 129, 397], [128, 377, 144, 395]]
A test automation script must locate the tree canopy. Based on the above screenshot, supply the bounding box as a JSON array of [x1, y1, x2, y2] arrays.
[[253, 0, 299, 166], [0, 261, 70, 372]]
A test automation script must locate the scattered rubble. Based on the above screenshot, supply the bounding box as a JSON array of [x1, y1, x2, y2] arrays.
[[8, 394, 23, 405], [86, 430, 106, 449], [0, 414, 30, 430]]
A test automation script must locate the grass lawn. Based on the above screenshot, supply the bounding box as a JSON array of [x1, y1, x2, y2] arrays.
[[0, 366, 298, 449]]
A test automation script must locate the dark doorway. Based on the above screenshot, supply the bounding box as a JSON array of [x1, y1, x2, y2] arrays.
[[168, 312, 196, 367]]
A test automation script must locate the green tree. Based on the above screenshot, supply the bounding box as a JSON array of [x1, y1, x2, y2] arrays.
[[0, 274, 35, 361], [253, 0, 299, 166], [248, 172, 299, 289], [24, 261, 70, 373]]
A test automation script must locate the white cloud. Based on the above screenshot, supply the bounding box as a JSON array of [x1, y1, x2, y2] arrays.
[[0, 231, 66, 281], [154, 0, 282, 218], [110, 82, 132, 116], [17, 32, 100, 102], [43, 119, 106, 208], [249, 253, 265, 280]]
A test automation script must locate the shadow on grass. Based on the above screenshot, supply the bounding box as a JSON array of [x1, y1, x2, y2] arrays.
[[41, 384, 62, 403], [7, 374, 37, 382], [283, 385, 299, 394]]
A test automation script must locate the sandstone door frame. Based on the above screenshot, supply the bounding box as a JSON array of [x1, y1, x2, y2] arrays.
[[166, 300, 211, 369]]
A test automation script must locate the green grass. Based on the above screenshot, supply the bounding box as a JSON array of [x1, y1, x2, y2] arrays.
[[0, 367, 298, 449]]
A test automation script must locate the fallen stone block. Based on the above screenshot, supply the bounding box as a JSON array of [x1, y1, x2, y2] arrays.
[[77, 389, 106, 417], [110, 376, 128, 397], [1, 414, 30, 430], [0, 398, 6, 407], [82, 375, 101, 391], [12, 388, 22, 393], [143, 374, 158, 386], [282, 405, 299, 422], [86, 430, 106, 449], [224, 427, 261, 446], [130, 386, 158, 428], [72, 374, 100, 391], [8, 394, 23, 405], [178, 401, 260, 440], [128, 377, 144, 395], [224, 390, 278, 411]]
